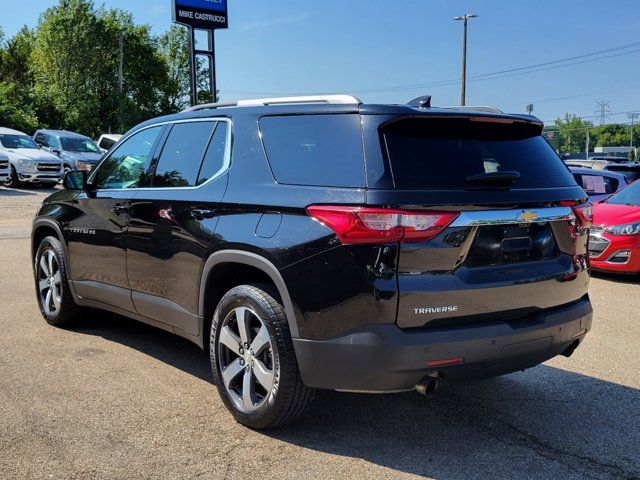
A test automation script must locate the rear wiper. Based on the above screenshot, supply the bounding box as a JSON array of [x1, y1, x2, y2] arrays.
[[464, 171, 521, 186]]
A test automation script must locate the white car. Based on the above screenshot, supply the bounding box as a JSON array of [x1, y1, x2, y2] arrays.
[[0, 127, 63, 187], [96, 134, 122, 153], [0, 152, 10, 184]]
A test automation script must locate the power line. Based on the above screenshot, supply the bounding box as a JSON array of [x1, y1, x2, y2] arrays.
[[502, 84, 640, 108], [221, 41, 640, 96], [542, 108, 640, 124], [543, 120, 637, 133]]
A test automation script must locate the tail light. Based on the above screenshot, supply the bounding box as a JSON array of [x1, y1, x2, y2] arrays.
[[572, 202, 593, 229], [306, 206, 459, 244]]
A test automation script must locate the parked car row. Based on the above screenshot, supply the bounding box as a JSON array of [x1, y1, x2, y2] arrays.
[[0, 127, 122, 188]]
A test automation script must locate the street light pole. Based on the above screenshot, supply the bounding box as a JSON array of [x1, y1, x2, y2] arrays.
[[454, 13, 478, 106]]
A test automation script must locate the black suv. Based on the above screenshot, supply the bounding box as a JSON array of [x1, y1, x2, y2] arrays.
[[32, 95, 593, 429]]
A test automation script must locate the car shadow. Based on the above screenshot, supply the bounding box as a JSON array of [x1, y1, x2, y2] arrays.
[[591, 270, 640, 285], [0, 187, 40, 197], [71, 311, 640, 479]]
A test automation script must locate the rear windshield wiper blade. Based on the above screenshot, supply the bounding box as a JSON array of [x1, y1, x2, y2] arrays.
[[464, 171, 521, 186]]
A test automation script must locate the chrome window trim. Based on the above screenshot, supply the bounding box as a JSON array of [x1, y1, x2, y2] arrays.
[[450, 206, 575, 227], [89, 117, 233, 192]]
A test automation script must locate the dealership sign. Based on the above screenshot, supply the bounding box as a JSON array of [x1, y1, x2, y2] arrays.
[[172, 0, 228, 29]]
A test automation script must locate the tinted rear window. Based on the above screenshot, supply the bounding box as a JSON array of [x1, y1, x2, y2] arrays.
[[383, 118, 576, 189], [573, 173, 618, 195], [260, 114, 365, 187]]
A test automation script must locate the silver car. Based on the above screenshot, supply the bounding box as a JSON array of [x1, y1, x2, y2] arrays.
[[0, 127, 63, 187]]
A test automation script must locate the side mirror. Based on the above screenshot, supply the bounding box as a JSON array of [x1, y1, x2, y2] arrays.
[[51, 148, 61, 156], [63, 170, 88, 190]]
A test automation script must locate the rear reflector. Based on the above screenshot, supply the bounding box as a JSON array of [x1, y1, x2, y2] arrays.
[[307, 206, 459, 244], [427, 357, 465, 367]]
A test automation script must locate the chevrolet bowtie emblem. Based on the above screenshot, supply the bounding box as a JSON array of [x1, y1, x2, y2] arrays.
[[518, 210, 538, 223]]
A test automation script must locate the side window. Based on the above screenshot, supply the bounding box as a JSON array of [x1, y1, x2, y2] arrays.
[[572, 173, 582, 186], [151, 121, 216, 188], [45, 135, 59, 149], [93, 127, 162, 190], [99, 138, 112, 150], [259, 114, 365, 187], [580, 174, 618, 194], [196, 122, 228, 185], [34, 133, 46, 146]]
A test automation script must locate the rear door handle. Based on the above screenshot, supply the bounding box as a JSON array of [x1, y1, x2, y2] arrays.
[[191, 208, 216, 219], [111, 203, 129, 214]]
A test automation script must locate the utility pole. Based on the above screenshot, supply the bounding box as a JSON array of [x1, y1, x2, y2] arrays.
[[628, 112, 639, 149], [526, 103, 534, 115], [585, 127, 590, 160], [594, 101, 611, 126], [118, 32, 124, 132], [454, 14, 478, 106]]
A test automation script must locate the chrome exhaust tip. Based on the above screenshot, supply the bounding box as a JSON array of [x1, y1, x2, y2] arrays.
[[415, 375, 441, 396]]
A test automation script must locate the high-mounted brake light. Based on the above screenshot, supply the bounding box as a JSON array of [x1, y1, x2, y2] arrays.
[[307, 206, 459, 244]]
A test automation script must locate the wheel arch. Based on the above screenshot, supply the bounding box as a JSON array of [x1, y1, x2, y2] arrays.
[[32, 219, 65, 260], [199, 250, 301, 343], [31, 218, 81, 302]]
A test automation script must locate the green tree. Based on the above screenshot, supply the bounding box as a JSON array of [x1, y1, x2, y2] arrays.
[[590, 123, 630, 148], [30, 0, 173, 137], [0, 0, 191, 137], [0, 82, 39, 132], [554, 114, 593, 155], [158, 25, 190, 111]]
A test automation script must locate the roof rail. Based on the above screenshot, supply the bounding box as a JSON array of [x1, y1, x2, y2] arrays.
[[442, 105, 504, 114], [183, 101, 238, 112], [183, 94, 362, 112]]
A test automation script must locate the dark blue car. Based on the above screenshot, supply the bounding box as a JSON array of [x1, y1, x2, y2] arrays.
[[34, 129, 103, 173]]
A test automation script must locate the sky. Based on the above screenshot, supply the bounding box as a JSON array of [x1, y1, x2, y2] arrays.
[[1, 0, 640, 124]]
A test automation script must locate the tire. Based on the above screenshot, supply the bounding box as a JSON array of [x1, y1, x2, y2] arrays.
[[210, 284, 315, 429], [6, 165, 20, 188], [34, 236, 84, 327]]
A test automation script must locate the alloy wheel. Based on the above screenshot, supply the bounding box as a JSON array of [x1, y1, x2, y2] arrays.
[[37, 249, 63, 316], [218, 306, 277, 413]]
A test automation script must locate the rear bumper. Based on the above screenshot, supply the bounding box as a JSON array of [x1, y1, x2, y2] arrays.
[[293, 297, 592, 392]]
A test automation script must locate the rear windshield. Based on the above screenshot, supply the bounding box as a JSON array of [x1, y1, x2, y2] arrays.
[[382, 118, 576, 189], [260, 114, 365, 188], [573, 173, 619, 195]]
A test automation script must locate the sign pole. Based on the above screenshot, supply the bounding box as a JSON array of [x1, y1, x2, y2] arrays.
[[172, 0, 228, 107], [188, 27, 198, 107], [210, 31, 217, 103]]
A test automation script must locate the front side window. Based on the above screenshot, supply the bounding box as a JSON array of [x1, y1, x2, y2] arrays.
[[93, 127, 162, 189], [151, 121, 216, 188], [44, 135, 59, 149]]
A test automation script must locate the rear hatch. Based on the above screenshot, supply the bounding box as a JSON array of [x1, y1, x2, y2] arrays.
[[375, 115, 591, 329]]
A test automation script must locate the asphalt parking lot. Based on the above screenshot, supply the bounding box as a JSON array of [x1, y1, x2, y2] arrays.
[[0, 186, 639, 480]]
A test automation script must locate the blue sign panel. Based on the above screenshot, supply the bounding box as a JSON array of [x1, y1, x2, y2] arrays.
[[173, 0, 228, 29], [175, 0, 226, 13]]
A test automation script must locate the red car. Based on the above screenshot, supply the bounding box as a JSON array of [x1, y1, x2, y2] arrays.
[[590, 180, 640, 273]]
